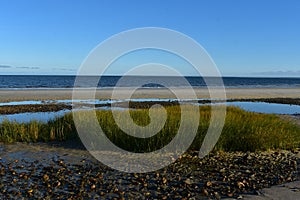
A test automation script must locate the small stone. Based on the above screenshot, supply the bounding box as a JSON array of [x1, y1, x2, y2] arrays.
[[220, 168, 226, 173], [99, 192, 105, 196], [162, 177, 167, 184], [206, 181, 212, 187], [43, 174, 49, 181], [202, 189, 209, 196], [185, 178, 192, 185], [90, 184, 96, 189], [227, 193, 234, 197], [237, 181, 245, 188], [214, 191, 221, 199], [56, 181, 61, 187]]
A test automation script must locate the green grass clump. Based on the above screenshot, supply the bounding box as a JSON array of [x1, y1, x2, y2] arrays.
[[213, 106, 300, 151], [0, 114, 76, 143], [0, 105, 300, 152]]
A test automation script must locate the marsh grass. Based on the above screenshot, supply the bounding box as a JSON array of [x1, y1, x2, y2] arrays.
[[0, 105, 300, 152], [0, 114, 76, 143]]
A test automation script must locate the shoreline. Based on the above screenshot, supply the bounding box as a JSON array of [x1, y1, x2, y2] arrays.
[[0, 87, 300, 102]]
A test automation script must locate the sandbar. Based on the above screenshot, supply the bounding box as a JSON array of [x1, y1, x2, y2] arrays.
[[0, 88, 299, 102]]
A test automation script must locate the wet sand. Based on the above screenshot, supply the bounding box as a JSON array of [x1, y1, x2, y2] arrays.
[[0, 88, 299, 102], [241, 181, 300, 200]]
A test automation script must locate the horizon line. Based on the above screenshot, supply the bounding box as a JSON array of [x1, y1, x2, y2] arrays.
[[0, 74, 299, 78]]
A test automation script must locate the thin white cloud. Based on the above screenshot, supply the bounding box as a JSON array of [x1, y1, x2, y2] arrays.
[[251, 70, 300, 77], [16, 66, 40, 70], [52, 67, 76, 72]]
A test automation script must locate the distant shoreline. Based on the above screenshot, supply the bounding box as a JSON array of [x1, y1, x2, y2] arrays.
[[0, 87, 299, 102], [0, 74, 300, 78]]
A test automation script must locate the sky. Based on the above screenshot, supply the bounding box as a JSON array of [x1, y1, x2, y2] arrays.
[[0, 0, 300, 77]]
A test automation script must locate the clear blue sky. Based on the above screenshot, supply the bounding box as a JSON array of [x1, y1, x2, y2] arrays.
[[0, 0, 300, 76]]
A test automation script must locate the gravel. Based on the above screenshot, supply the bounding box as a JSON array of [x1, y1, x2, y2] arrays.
[[0, 143, 299, 199]]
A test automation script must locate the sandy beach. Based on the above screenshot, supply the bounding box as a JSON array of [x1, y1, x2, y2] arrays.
[[0, 88, 299, 102]]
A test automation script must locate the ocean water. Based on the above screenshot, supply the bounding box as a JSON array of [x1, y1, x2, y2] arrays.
[[0, 75, 300, 89]]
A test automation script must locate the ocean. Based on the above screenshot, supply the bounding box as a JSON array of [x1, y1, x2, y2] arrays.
[[0, 75, 299, 89]]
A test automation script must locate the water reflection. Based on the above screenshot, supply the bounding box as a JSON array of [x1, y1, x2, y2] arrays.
[[220, 102, 300, 115], [0, 110, 69, 123], [0, 107, 129, 123]]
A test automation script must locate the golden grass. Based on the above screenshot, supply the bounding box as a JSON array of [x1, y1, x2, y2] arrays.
[[0, 105, 299, 152]]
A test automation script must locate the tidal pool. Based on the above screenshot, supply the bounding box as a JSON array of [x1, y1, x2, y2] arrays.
[[0, 107, 129, 123], [0, 110, 69, 123], [220, 101, 300, 115], [1, 99, 300, 123]]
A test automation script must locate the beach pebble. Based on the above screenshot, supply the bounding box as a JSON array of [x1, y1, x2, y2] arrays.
[[0, 146, 299, 199]]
